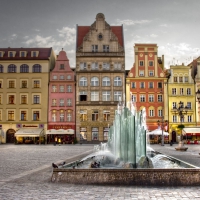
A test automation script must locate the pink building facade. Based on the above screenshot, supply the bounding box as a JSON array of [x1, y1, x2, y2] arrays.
[[47, 50, 75, 144]]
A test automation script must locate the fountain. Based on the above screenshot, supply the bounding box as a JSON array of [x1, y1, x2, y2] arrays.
[[51, 99, 200, 186]]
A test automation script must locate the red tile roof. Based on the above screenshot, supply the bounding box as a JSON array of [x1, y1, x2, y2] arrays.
[[0, 47, 53, 60], [77, 26, 124, 48]]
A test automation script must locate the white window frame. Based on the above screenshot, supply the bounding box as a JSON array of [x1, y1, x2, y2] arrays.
[[139, 70, 144, 76], [102, 91, 111, 101], [91, 91, 99, 101]]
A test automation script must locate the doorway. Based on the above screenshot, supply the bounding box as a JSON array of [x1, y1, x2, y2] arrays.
[[172, 131, 176, 143], [6, 129, 15, 143]]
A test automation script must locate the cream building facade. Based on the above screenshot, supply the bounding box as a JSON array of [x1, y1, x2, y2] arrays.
[[0, 48, 55, 144], [76, 13, 125, 143]]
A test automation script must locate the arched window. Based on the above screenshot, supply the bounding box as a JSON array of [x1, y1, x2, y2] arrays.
[[8, 64, 17, 73], [20, 64, 29, 73], [114, 76, 122, 86], [79, 77, 87, 86], [32, 64, 41, 73], [0, 64, 3, 73], [91, 77, 99, 86], [102, 77, 110, 86]]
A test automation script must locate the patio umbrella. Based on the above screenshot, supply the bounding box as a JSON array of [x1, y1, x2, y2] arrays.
[[147, 129, 169, 136]]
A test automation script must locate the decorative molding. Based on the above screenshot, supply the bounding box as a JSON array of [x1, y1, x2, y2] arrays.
[[105, 21, 110, 30]]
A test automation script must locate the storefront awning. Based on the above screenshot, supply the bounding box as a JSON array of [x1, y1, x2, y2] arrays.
[[183, 128, 200, 134], [46, 129, 74, 135], [15, 128, 44, 137]]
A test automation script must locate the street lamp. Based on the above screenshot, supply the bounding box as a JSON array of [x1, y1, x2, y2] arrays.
[[157, 116, 168, 146]]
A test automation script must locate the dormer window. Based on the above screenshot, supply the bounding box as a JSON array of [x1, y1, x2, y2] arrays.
[[9, 52, 13, 57], [31, 51, 39, 57], [20, 51, 27, 57], [0, 51, 5, 58], [33, 52, 36, 57], [60, 64, 64, 69]]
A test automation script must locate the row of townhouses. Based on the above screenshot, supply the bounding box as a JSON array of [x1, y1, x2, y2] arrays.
[[0, 13, 200, 145]]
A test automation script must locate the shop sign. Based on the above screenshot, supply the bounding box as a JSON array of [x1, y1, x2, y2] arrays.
[[22, 124, 39, 128], [80, 127, 87, 131], [48, 125, 74, 129]]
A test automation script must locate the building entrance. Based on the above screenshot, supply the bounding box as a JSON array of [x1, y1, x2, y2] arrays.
[[6, 129, 15, 143]]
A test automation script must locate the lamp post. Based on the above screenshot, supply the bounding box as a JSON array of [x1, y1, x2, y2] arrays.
[[157, 116, 168, 146]]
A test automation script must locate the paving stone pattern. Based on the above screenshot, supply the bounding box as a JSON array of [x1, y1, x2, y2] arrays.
[[0, 144, 200, 199]]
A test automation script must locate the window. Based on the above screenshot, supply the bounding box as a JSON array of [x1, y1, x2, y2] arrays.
[[0, 65, 3, 73], [79, 77, 87, 86], [114, 63, 121, 70], [114, 77, 122, 86], [149, 82, 153, 88], [60, 85, 64, 92], [53, 75, 57, 80], [149, 110, 154, 117], [131, 82, 136, 88], [173, 115, 177, 122], [8, 64, 16, 73], [60, 75, 64, 80], [33, 111, 39, 121], [21, 111, 27, 121], [158, 109, 163, 117], [33, 95, 40, 104], [149, 61, 153, 66], [91, 91, 99, 101], [80, 62, 87, 70], [0, 81, 2, 88], [33, 80, 40, 88], [158, 82, 162, 88], [9, 81, 15, 88], [21, 52, 25, 57], [8, 95, 14, 104], [52, 99, 56, 106], [188, 116, 192, 122], [60, 99, 64, 106], [33, 52, 37, 57], [140, 82, 145, 88], [179, 77, 183, 82], [8, 111, 14, 120], [131, 94, 136, 102], [21, 81, 27, 88], [180, 88, 184, 95], [0, 95, 1, 104], [60, 64, 64, 69], [9, 52, 13, 57], [149, 95, 154, 102], [187, 102, 191, 109], [60, 113, 64, 122], [52, 85, 57, 92], [172, 102, 177, 109], [139, 61, 144, 66], [20, 64, 29, 73], [103, 110, 110, 121], [32, 64, 41, 73], [158, 95, 163, 102], [174, 77, 178, 82], [52, 112, 56, 122], [149, 71, 154, 76], [103, 63, 110, 70], [80, 110, 87, 121], [187, 88, 191, 95], [91, 62, 98, 70], [79, 91, 87, 101], [102, 77, 110, 86], [92, 45, 98, 52], [114, 91, 122, 101], [102, 91, 111, 101], [67, 112, 72, 122], [140, 95, 145, 102], [21, 95, 27, 104], [67, 85, 72, 92], [92, 128, 98, 140], [67, 75, 71, 80], [67, 99, 72, 106], [92, 110, 99, 121], [184, 76, 188, 82], [180, 116, 184, 123], [0, 110, 1, 120], [172, 88, 176, 95], [91, 77, 99, 86], [139, 70, 144, 76], [103, 45, 109, 52]]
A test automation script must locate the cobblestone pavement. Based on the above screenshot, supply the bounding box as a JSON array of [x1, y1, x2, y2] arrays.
[[0, 144, 200, 200]]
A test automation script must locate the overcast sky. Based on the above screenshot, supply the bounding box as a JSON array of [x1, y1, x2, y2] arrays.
[[0, 0, 200, 69]]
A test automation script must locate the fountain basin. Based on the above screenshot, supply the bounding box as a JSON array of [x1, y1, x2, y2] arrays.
[[51, 168, 200, 186]]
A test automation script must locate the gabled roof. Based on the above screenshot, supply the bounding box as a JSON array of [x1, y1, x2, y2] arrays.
[[0, 47, 53, 60], [76, 26, 124, 48]]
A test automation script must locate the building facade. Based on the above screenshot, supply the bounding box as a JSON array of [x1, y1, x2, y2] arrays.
[[47, 50, 76, 144], [126, 44, 167, 143], [168, 64, 196, 142], [0, 48, 55, 144], [76, 13, 125, 143]]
